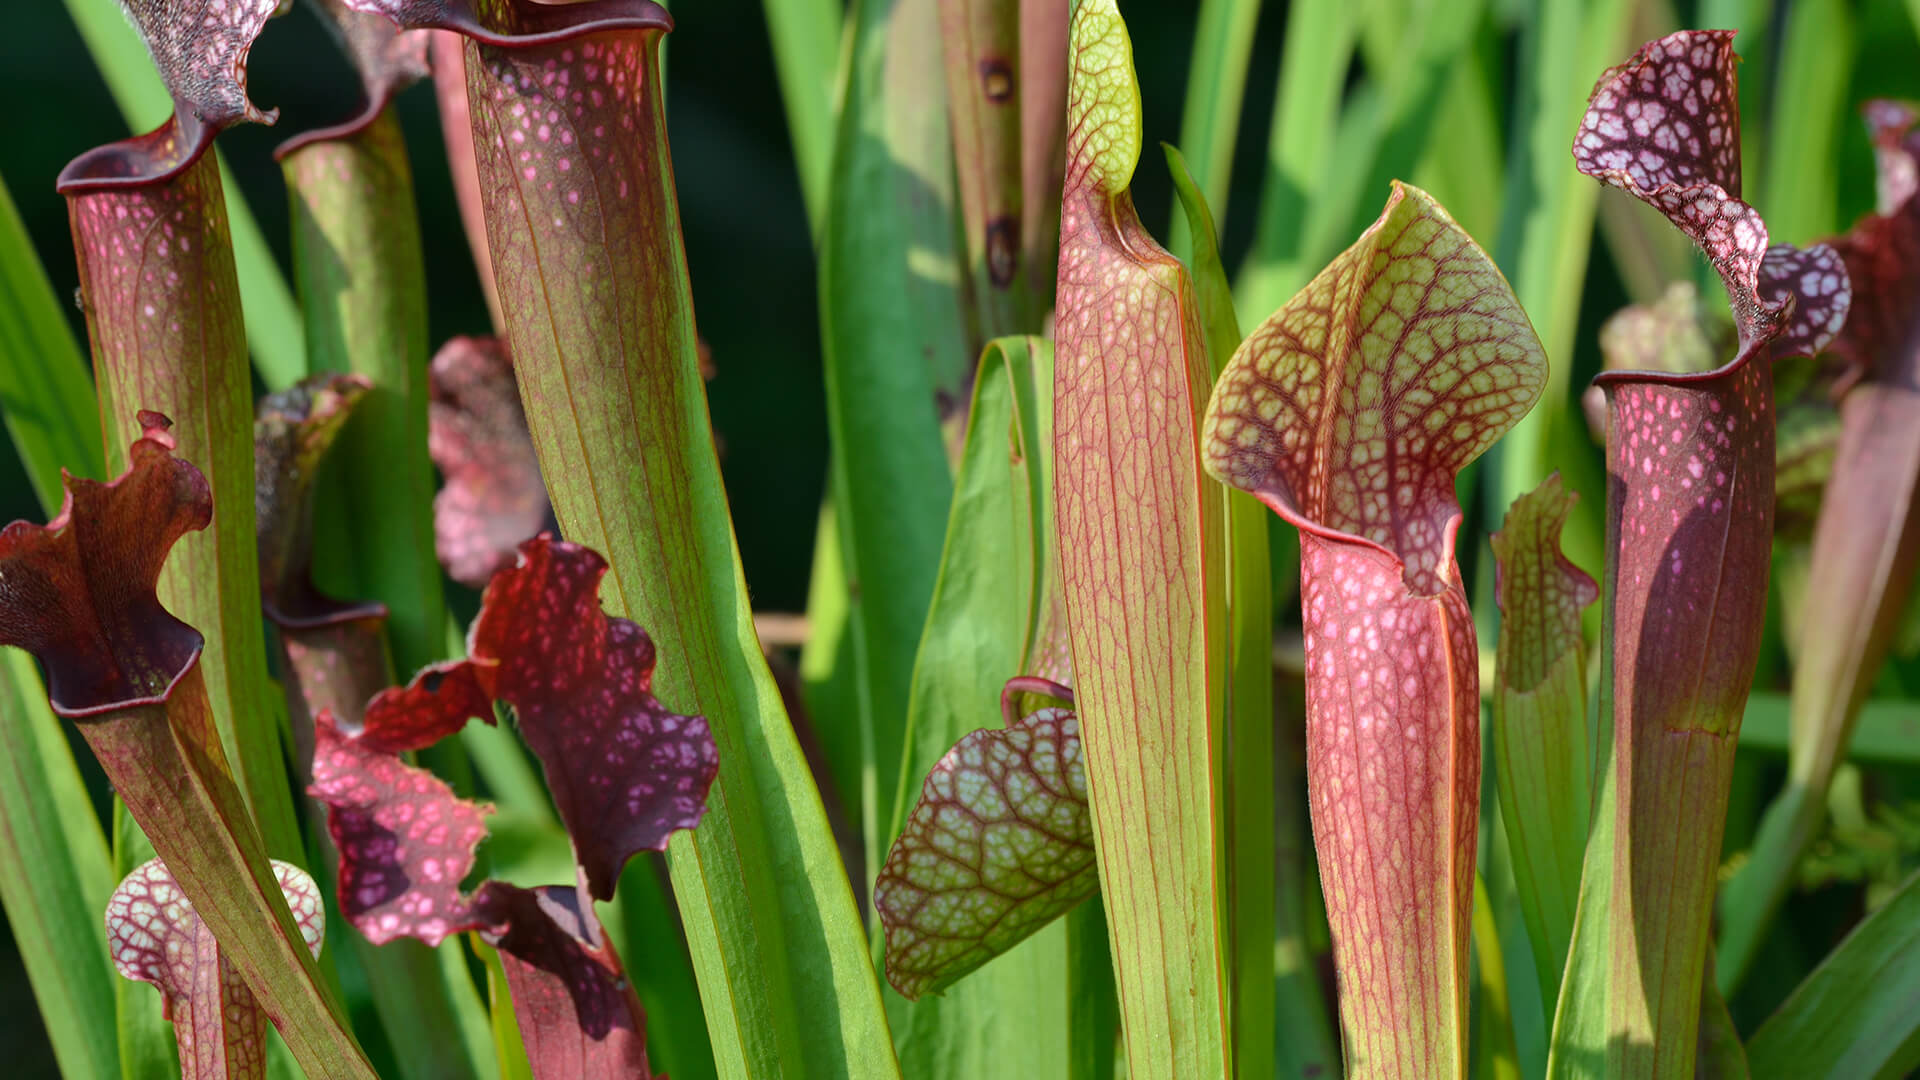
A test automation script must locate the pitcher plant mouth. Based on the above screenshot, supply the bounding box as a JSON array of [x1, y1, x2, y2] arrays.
[[340, 0, 670, 45]]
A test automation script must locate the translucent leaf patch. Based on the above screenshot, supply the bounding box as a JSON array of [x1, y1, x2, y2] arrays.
[[874, 693, 1093, 1000], [427, 336, 552, 588]]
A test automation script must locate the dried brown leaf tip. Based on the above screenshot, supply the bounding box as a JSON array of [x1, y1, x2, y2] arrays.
[[0, 413, 210, 717], [106, 857, 324, 1078], [60, 0, 282, 187], [428, 335, 553, 589]]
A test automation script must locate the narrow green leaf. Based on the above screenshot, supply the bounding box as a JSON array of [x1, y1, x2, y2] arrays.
[[1489, 475, 1597, 1010], [1166, 0, 1262, 263], [0, 650, 120, 1080], [474, 938, 534, 1080], [1758, 0, 1854, 246], [761, 0, 844, 236], [1237, 0, 1359, 329], [0, 172, 102, 508], [1055, 3, 1230, 1072], [1272, 675, 1342, 1080], [1489, 0, 1635, 535], [1168, 142, 1274, 1080], [1472, 875, 1522, 1080], [1735, 694, 1920, 764], [59, 0, 307, 388], [822, 0, 968, 894], [1746, 869, 1920, 1079]]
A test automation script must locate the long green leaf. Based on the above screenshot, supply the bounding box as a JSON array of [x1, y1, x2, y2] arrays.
[[444, 11, 899, 1075], [1758, 0, 1854, 246], [0, 172, 103, 505], [1735, 694, 1920, 764], [0, 650, 119, 1080], [1746, 869, 1920, 1079], [821, 0, 967, 897], [1168, 142, 1273, 1080], [761, 0, 844, 236], [882, 337, 1113, 1080], [59, 0, 307, 389]]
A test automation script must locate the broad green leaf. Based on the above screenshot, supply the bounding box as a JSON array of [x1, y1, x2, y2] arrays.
[[821, 0, 968, 896], [0, 172, 102, 506], [1055, 3, 1230, 1073], [876, 337, 1115, 1080], [1489, 475, 1597, 1010], [1167, 142, 1275, 1080], [59, 0, 307, 389], [1758, 0, 1855, 245], [1746, 868, 1920, 1079], [0, 650, 119, 1080]]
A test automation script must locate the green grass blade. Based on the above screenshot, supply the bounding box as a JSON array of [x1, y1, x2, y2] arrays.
[[820, 0, 966, 898], [474, 939, 534, 1080], [0, 650, 119, 1080], [59, 0, 306, 388], [1472, 874, 1522, 1080], [1735, 694, 1920, 764], [1168, 142, 1274, 1080], [1489, 0, 1635, 544], [0, 173, 102, 507], [1273, 676, 1342, 1079], [1758, 0, 1855, 246], [1236, 0, 1359, 327], [762, 0, 844, 236], [1167, 0, 1262, 262], [1746, 869, 1920, 1079]]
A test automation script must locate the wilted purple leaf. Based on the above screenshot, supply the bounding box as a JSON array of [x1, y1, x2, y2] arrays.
[[309, 711, 494, 946], [427, 336, 551, 588], [107, 857, 323, 1079], [474, 885, 655, 1079], [874, 679, 1091, 1000], [466, 537, 718, 900]]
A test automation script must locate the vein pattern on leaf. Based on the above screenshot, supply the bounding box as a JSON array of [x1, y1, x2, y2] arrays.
[[426, 336, 552, 588]]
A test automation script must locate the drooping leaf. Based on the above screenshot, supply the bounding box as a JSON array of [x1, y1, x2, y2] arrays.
[[876, 685, 1092, 999], [311, 710, 495, 946], [1552, 30, 1851, 1074], [426, 336, 553, 589], [106, 858, 324, 1080], [1052, 2, 1229, 1073], [0, 417, 375, 1078], [1489, 474, 1598, 1010], [1721, 97, 1920, 991], [1204, 181, 1546, 1076]]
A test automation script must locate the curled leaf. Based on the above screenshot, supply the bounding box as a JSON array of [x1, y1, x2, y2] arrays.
[[310, 710, 493, 946], [58, 0, 281, 188], [874, 680, 1092, 1000], [280, 0, 433, 152], [0, 413, 208, 717], [106, 857, 323, 1079], [1572, 30, 1848, 365], [427, 336, 552, 588]]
